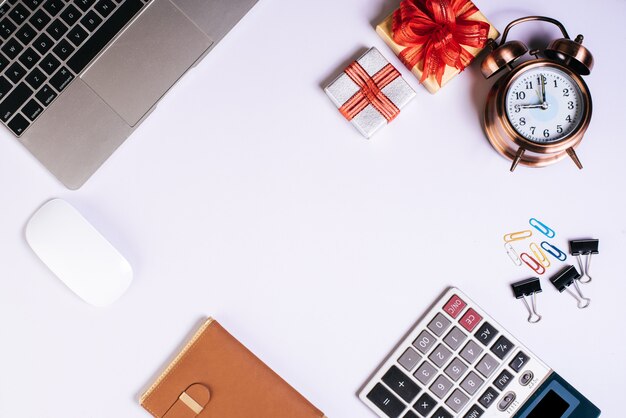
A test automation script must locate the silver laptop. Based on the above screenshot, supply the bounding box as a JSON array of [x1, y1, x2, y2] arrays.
[[0, 0, 257, 189]]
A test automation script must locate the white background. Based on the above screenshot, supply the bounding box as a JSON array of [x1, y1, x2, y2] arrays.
[[1, 0, 624, 417]]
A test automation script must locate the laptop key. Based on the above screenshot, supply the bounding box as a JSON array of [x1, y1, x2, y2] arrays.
[[76, 0, 96, 12], [0, 18, 16, 40], [46, 19, 68, 40], [0, 76, 11, 100], [33, 33, 54, 55], [0, 4, 9, 19], [25, 67, 46, 89], [43, 0, 65, 17], [95, 0, 116, 18], [2, 38, 23, 59], [24, 0, 44, 11], [18, 47, 41, 70], [50, 67, 73, 92], [53, 39, 74, 61], [0, 82, 33, 121], [67, 25, 88, 47], [40, 53, 60, 75], [0, 53, 9, 72], [16, 22, 37, 45], [22, 99, 43, 121], [60, 4, 81, 26], [67, 0, 143, 74], [81, 10, 102, 32], [35, 84, 56, 106], [30, 9, 51, 31], [6, 62, 27, 83], [7, 113, 29, 135], [9, 3, 31, 25]]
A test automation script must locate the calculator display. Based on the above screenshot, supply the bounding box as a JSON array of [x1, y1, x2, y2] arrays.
[[527, 390, 569, 418]]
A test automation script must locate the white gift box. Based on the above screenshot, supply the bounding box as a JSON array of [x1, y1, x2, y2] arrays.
[[325, 47, 416, 138]]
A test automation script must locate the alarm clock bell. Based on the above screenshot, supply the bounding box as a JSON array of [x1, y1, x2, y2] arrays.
[[481, 16, 594, 171]]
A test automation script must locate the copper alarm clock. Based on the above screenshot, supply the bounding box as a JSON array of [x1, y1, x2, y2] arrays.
[[481, 16, 594, 171]]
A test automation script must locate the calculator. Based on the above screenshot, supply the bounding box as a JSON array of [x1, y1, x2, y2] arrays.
[[359, 288, 600, 418]]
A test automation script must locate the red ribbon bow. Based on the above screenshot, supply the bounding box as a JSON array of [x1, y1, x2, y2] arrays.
[[392, 0, 490, 87], [339, 62, 401, 123]]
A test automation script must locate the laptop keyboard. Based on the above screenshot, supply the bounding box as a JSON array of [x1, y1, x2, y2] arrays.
[[0, 0, 150, 137]]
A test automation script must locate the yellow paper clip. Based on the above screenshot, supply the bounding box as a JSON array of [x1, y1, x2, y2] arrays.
[[520, 252, 546, 275], [530, 242, 550, 268], [504, 243, 522, 266], [503, 230, 533, 243]]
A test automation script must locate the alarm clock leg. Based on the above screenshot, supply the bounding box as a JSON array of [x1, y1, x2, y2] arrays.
[[566, 148, 583, 169], [510, 148, 526, 172]]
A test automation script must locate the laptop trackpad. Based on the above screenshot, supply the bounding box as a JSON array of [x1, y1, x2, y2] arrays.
[[82, 0, 213, 126]]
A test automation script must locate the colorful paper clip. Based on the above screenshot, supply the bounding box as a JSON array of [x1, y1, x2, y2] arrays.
[[512, 278, 542, 323], [550, 265, 590, 309], [569, 239, 599, 284], [504, 243, 522, 266], [541, 242, 567, 262], [520, 252, 546, 275], [530, 242, 550, 268], [529, 218, 556, 239], [504, 230, 533, 243]]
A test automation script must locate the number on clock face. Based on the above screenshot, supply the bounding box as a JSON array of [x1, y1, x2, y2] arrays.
[[505, 67, 584, 143]]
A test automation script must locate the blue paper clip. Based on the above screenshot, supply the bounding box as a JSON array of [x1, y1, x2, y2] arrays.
[[529, 218, 556, 239], [541, 241, 567, 261]]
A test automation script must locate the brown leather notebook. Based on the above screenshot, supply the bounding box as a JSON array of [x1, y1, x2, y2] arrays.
[[140, 318, 325, 418]]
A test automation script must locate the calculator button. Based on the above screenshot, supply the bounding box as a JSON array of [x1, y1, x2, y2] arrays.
[[443, 294, 467, 319], [474, 322, 498, 346], [444, 357, 468, 381], [398, 347, 421, 372], [475, 354, 499, 378], [403, 412, 418, 418], [429, 375, 453, 399], [413, 393, 436, 417], [367, 383, 405, 418], [460, 340, 483, 364], [413, 330, 436, 354], [519, 370, 534, 386], [428, 313, 452, 336], [383, 366, 421, 403], [497, 392, 516, 411], [509, 351, 530, 372], [463, 404, 484, 418], [414, 361, 437, 385], [443, 326, 467, 351], [493, 370, 513, 391], [445, 389, 469, 413], [460, 371, 484, 395], [490, 336, 514, 360], [428, 344, 453, 368], [459, 308, 482, 332], [479, 387, 499, 409], [432, 406, 453, 418]]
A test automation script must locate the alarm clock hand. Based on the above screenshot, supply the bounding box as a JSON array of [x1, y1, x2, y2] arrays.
[[515, 104, 545, 110], [540, 74, 547, 106]]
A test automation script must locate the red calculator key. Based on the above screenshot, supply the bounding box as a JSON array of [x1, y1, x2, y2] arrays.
[[443, 294, 467, 319], [460, 308, 482, 332]]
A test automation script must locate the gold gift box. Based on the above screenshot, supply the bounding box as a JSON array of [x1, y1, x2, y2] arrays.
[[376, 6, 499, 94]]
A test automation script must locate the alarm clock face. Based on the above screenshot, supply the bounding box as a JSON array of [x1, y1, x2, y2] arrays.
[[505, 67, 585, 144]]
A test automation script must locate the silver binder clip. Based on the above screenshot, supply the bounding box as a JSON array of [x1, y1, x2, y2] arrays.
[[550, 266, 591, 309], [569, 239, 599, 283], [511, 278, 542, 323]]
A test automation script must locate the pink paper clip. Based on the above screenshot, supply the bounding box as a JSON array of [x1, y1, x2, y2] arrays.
[[520, 252, 546, 275]]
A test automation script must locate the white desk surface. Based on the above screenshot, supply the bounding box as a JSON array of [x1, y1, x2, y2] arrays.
[[1, 0, 624, 416]]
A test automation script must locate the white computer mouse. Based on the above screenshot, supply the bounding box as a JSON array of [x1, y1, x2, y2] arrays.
[[25, 199, 133, 307]]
